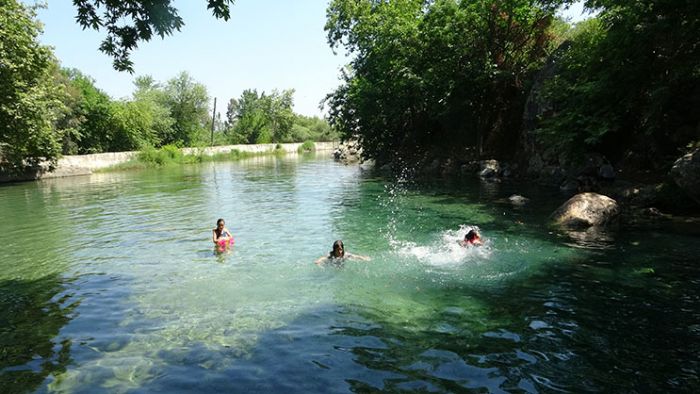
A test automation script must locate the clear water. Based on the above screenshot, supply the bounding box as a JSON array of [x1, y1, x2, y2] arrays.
[[1, 154, 699, 393]]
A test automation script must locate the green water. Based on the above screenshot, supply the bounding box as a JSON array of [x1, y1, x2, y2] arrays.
[[1, 154, 699, 393]]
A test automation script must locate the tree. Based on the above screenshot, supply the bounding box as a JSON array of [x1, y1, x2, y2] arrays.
[[228, 89, 297, 144], [265, 89, 295, 143], [225, 98, 239, 130], [232, 89, 270, 143], [109, 100, 161, 150], [0, 0, 63, 172], [536, 0, 700, 164], [132, 75, 175, 145], [162, 72, 210, 146], [63, 69, 116, 153], [73, 0, 236, 72], [324, 0, 565, 163]]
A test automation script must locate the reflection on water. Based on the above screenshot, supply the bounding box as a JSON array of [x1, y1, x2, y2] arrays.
[[0, 154, 699, 392], [0, 276, 74, 392]]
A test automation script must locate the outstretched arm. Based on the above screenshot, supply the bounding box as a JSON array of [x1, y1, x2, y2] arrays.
[[212, 230, 218, 244], [348, 253, 371, 261], [315, 256, 328, 265]]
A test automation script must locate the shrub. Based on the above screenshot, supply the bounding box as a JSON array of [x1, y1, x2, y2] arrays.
[[297, 140, 315, 153]]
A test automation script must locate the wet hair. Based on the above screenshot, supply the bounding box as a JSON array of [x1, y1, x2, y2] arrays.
[[465, 229, 479, 242], [215, 218, 225, 237], [329, 240, 345, 258]]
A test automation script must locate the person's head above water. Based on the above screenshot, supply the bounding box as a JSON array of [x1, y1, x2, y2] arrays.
[[330, 240, 345, 258], [459, 229, 482, 247], [216, 218, 225, 228]]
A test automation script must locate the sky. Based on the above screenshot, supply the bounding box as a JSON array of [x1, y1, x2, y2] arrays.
[[35, 0, 592, 117]]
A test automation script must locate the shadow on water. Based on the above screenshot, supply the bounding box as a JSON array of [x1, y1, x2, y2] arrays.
[[0, 276, 76, 394], [185, 243, 699, 393]]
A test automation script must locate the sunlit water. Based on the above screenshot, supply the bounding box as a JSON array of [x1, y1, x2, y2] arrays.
[[1, 154, 699, 393]]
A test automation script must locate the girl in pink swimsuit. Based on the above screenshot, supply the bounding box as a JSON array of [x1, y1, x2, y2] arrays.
[[212, 218, 234, 249]]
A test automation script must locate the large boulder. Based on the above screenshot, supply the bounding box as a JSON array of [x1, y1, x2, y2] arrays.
[[333, 140, 362, 165], [551, 192, 620, 228], [671, 148, 700, 204]]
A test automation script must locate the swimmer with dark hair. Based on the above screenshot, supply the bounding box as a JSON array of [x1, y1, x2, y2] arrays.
[[315, 240, 370, 265], [212, 218, 234, 249], [459, 229, 482, 247]]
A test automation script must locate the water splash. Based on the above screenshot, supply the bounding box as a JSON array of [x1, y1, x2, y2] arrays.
[[392, 225, 492, 267], [379, 161, 416, 246]]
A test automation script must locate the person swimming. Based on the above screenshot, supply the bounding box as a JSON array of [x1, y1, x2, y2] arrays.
[[315, 240, 370, 266], [212, 218, 234, 249], [459, 229, 482, 246]]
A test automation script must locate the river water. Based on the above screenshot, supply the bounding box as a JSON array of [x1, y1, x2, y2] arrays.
[[1, 154, 699, 393]]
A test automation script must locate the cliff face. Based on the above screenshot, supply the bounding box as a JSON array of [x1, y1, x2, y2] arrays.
[[519, 41, 572, 166], [512, 41, 700, 214]]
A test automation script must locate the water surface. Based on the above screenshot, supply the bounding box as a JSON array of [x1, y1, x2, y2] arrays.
[[1, 154, 699, 392]]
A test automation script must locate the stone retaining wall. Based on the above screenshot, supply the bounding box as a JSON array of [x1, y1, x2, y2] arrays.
[[1, 142, 338, 183]]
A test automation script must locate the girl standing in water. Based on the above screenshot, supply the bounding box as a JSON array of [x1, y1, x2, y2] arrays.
[[212, 218, 234, 249]]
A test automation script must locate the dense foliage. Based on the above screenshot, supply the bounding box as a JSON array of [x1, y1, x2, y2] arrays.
[[73, 0, 236, 72], [325, 0, 699, 168], [325, 0, 565, 163], [225, 90, 339, 144], [0, 1, 63, 172], [536, 0, 700, 166]]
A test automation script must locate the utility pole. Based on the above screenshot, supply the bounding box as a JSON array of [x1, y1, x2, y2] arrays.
[[210, 97, 217, 146]]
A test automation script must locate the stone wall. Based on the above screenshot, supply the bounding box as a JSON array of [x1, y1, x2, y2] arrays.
[[1, 142, 338, 183]]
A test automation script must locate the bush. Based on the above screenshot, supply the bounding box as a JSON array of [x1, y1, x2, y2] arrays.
[[161, 144, 182, 160], [137, 144, 181, 166], [297, 140, 315, 153]]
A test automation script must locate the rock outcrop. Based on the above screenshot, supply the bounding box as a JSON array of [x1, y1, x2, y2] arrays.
[[671, 148, 700, 204], [333, 140, 362, 165], [479, 160, 501, 178], [551, 192, 620, 228]]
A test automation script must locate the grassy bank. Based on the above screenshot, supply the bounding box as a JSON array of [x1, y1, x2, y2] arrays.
[[98, 143, 304, 172]]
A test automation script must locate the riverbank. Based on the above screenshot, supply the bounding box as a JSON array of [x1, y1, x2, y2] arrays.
[[0, 142, 338, 183]]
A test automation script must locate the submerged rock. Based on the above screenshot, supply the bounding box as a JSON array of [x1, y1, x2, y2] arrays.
[[551, 192, 620, 228], [671, 148, 700, 204], [508, 194, 530, 206]]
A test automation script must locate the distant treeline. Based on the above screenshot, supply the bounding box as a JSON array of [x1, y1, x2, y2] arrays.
[[325, 0, 699, 167], [0, 1, 337, 173]]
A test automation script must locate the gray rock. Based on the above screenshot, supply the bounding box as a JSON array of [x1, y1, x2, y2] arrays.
[[479, 159, 500, 178], [508, 194, 529, 206], [333, 140, 363, 165], [551, 192, 620, 228], [671, 148, 700, 204], [359, 159, 375, 170]]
